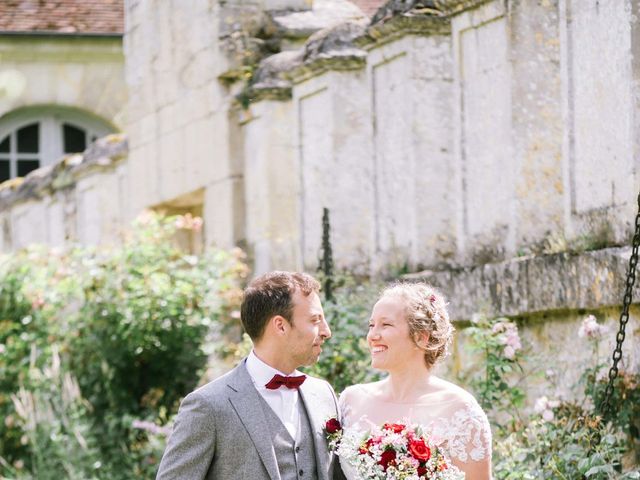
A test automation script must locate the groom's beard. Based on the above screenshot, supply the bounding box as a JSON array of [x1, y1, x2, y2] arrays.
[[292, 342, 324, 367]]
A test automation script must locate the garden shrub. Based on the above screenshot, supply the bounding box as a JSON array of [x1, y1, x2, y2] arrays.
[[464, 314, 640, 479], [0, 212, 247, 478]]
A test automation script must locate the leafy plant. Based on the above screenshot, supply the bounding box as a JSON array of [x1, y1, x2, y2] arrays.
[[0, 212, 247, 478], [460, 314, 528, 431]]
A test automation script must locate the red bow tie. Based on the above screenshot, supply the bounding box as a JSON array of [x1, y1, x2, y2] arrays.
[[265, 374, 307, 390]]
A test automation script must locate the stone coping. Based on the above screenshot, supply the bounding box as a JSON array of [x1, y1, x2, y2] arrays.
[[405, 247, 640, 321], [241, 0, 488, 104], [0, 133, 127, 210]]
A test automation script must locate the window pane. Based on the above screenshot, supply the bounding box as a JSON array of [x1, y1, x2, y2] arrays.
[[0, 135, 9, 153], [17, 160, 39, 177], [63, 123, 86, 153], [0, 160, 9, 182], [17, 124, 39, 153]]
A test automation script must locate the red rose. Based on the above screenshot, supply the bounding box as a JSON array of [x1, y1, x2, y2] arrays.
[[417, 465, 428, 477], [325, 418, 342, 434], [359, 439, 374, 455], [409, 439, 431, 462], [382, 422, 405, 433], [378, 449, 396, 471]]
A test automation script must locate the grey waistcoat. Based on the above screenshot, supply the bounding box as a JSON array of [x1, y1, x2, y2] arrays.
[[257, 393, 318, 480]]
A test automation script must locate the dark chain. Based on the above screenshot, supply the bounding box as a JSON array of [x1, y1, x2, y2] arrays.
[[599, 192, 640, 418], [319, 207, 334, 303]]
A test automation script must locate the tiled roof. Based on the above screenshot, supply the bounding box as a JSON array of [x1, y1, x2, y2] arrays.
[[349, 0, 388, 17], [0, 0, 123, 35]]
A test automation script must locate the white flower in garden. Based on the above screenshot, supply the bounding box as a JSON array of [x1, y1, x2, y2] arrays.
[[534, 396, 548, 413], [578, 315, 608, 339], [0, 343, 5, 354], [534, 396, 559, 422]]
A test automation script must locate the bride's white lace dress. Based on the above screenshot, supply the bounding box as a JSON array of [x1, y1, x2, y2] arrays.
[[338, 381, 492, 479]]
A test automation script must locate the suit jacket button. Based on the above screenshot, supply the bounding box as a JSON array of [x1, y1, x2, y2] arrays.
[[299, 469, 304, 476], [295, 446, 300, 453]]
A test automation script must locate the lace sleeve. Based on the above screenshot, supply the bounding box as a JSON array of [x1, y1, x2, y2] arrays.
[[338, 386, 355, 427], [435, 400, 492, 463]]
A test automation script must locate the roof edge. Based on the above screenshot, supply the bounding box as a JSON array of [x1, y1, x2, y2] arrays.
[[0, 30, 123, 38]]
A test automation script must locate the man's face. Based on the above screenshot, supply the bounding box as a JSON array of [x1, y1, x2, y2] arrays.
[[287, 289, 331, 367]]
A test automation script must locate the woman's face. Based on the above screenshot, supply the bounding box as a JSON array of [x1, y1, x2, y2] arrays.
[[367, 295, 426, 372]]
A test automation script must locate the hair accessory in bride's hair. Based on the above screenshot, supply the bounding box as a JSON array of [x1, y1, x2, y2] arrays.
[[429, 294, 437, 303]]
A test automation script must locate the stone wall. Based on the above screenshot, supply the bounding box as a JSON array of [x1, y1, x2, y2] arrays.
[[0, 0, 637, 391], [240, 0, 639, 274], [0, 35, 126, 127], [0, 134, 128, 250], [123, 0, 243, 248], [1, 0, 639, 281]]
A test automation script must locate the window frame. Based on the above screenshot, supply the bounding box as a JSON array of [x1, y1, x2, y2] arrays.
[[0, 107, 115, 182]]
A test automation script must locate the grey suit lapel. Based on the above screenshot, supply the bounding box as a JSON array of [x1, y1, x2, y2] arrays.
[[299, 382, 331, 480], [227, 361, 280, 480]]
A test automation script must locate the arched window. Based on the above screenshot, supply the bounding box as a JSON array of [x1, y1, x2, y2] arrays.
[[0, 107, 115, 183]]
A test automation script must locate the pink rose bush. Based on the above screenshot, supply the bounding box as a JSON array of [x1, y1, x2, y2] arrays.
[[491, 321, 522, 360]]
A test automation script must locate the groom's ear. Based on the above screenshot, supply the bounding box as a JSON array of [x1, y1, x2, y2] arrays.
[[271, 315, 290, 336]]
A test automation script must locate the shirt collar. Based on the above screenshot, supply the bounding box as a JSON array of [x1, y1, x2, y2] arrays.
[[246, 350, 301, 388]]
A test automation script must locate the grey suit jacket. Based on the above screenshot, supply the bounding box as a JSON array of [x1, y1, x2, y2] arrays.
[[156, 359, 341, 480]]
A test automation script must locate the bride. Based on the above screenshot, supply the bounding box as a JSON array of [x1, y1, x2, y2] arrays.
[[338, 282, 492, 479]]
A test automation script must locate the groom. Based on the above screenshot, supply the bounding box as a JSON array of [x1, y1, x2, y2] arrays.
[[156, 271, 342, 480]]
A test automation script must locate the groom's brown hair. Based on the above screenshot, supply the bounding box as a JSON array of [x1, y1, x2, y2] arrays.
[[240, 271, 320, 341]]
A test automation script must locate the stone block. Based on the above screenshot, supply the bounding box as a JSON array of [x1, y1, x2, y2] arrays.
[[410, 247, 640, 321]]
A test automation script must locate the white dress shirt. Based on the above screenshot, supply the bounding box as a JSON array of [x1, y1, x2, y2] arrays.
[[245, 350, 302, 439]]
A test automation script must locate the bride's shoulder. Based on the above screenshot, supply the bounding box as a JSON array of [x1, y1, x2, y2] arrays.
[[429, 376, 484, 411], [340, 381, 382, 398], [340, 380, 385, 403]]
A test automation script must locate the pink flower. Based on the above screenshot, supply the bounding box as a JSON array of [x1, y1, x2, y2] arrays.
[[175, 216, 187, 229], [494, 321, 522, 359], [578, 315, 608, 339], [192, 217, 204, 231], [534, 396, 560, 422], [31, 297, 45, 310], [131, 419, 172, 436], [503, 346, 516, 359], [492, 322, 506, 334]]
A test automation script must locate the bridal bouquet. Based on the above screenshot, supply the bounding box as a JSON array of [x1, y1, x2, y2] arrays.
[[335, 422, 464, 480]]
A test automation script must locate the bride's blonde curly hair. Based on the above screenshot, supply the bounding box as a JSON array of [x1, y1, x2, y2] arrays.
[[380, 282, 454, 369]]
